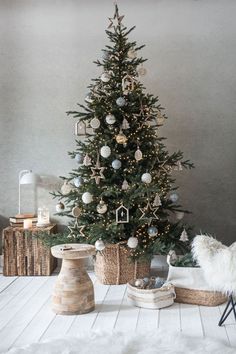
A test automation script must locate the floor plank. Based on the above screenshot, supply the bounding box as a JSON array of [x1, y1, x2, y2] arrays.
[[92, 284, 126, 330], [199, 305, 230, 346], [218, 301, 236, 347], [180, 303, 203, 337], [114, 288, 140, 332], [0, 276, 48, 332], [136, 306, 159, 333], [0, 276, 18, 293], [0, 277, 33, 311], [158, 302, 181, 331], [0, 277, 55, 352]]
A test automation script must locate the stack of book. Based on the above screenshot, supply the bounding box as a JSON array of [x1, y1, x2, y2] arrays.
[[9, 215, 38, 227]]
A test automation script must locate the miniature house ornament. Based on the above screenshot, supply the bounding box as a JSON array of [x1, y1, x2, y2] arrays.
[[75, 121, 86, 136], [116, 204, 129, 223]]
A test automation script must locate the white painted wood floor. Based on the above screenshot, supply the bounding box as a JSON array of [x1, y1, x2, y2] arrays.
[[0, 273, 235, 353]]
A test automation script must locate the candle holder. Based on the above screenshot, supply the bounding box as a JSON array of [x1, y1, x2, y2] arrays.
[[36, 206, 50, 227], [23, 219, 33, 229]]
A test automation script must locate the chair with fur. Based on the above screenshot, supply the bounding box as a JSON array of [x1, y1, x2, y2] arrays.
[[192, 235, 236, 326]]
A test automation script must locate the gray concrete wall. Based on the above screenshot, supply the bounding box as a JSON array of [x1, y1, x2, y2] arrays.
[[0, 0, 236, 246]]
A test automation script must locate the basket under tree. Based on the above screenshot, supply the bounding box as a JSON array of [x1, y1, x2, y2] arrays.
[[52, 5, 194, 284]]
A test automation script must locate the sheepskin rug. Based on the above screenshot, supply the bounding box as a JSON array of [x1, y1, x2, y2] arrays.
[[5, 330, 235, 354], [192, 235, 236, 295]]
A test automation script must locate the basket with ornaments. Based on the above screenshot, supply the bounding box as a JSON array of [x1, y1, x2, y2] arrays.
[[127, 276, 175, 309]]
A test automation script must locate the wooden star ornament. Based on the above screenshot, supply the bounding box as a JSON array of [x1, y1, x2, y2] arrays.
[[90, 154, 105, 185], [139, 201, 159, 226], [108, 4, 124, 29]]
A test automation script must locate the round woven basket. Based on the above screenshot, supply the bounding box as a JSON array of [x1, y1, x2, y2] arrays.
[[95, 244, 151, 285], [175, 287, 227, 306]]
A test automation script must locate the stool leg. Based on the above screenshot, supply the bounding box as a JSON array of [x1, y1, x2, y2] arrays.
[[218, 295, 235, 326]]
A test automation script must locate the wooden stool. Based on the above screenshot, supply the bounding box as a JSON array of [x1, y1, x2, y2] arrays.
[[51, 243, 95, 315]]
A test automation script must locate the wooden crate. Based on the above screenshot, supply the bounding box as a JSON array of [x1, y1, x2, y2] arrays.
[[2, 225, 57, 276]]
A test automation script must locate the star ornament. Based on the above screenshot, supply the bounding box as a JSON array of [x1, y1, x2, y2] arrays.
[[68, 219, 86, 238], [108, 4, 124, 29], [90, 155, 105, 185], [139, 201, 159, 226]]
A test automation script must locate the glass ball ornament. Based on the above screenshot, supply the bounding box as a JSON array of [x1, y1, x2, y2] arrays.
[[85, 93, 94, 103], [95, 239, 105, 251], [105, 114, 116, 125], [100, 72, 111, 83], [115, 131, 128, 145], [127, 49, 137, 59], [134, 147, 143, 161], [90, 117, 100, 129], [72, 206, 81, 217], [112, 159, 122, 170], [56, 202, 65, 212], [74, 176, 84, 187], [116, 97, 126, 107], [96, 200, 108, 214], [102, 51, 109, 60], [141, 173, 152, 184], [137, 65, 147, 76], [148, 226, 158, 237], [175, 211, 184, 220], [82, 192, 93, 204], [100, 145, 111, 158], [170, 193, 179, 203], [75, 153, 83, 164], [127, 236, 138, 249]]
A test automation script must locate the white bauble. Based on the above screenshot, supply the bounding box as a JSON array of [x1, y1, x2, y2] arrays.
[[100, 72, 111, 83], [90, 117, 100, 129], [56, 202, 65, 212], [85, 93, 94, 103], [95, 239, 105, 251], [170, 193, 179, 203], [141, 173, 152, 184], [134, 279, 143, 287], [96, 200, 108, 214], [82, 192, 93, 204], [127, 236, 138, 249], [116, 97, 126, 107], [134, 147, 142, 161], [112, 159, 121, 170], [105, 114, 116, 125], [61, 181, 72, 195], [100, 145, 111, 158]]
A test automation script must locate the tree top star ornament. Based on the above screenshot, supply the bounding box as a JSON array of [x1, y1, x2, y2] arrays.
[[108, 4, 124, 29]]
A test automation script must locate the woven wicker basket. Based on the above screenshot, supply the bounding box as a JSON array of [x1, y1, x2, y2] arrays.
[[95, 244, 151, 285], [175, 287, 227, 306]]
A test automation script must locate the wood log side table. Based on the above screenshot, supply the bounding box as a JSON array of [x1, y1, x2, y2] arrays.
[[51, 243, 96, 315]]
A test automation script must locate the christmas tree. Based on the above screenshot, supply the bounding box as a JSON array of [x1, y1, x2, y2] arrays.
[[52, 5, 194, 260]]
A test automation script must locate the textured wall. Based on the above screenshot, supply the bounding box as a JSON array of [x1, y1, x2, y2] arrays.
[[0, 0, 236, 245]]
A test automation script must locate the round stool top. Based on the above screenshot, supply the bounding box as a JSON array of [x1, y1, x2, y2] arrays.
[[51, 243, 95, 260]]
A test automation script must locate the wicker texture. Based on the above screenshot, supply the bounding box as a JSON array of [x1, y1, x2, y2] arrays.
[[95, 244, 151, 285], [2, 225, 57, 276], [175, 287, 227, 306]]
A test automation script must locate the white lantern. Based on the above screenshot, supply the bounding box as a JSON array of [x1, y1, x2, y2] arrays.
[[127, 236, 138, 249], [141, 173, 152, 184], [100, 145, 111, 158], [82, 192, 93, 204], [90, 117, 100, 129], [37, 206, 50, 227], [95, 239, 105, 251], [105, 114, 116, 125]]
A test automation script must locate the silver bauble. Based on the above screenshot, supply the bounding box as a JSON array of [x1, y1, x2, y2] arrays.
[[56, 202, 65, 212], [100, 72, 111, 83], [112, 159, 122, 170], [127, 236, 138, 249], [75, 153, 83, 164], [116, 97, 126, 107], [72, 206, 81, 217], [82, 192, 93, 204], [95, 239, 105, 251], [85, 93, 94, 103], [148, 226, 158, 237], [105, 114, 116, 125], [90, 117, 100, 129], [100, 145, 111, 158], [74, 176, 83, 187], [127, 49, 137, 59], [96, 200, 108, 214], [170, 193, 179, 203], [61, 181, 73, 195], [141, 173, 152, 184]]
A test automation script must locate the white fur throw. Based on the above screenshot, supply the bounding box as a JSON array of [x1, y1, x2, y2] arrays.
[[192, 235, 236, 295]]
